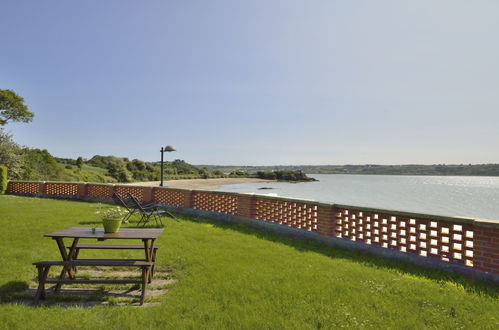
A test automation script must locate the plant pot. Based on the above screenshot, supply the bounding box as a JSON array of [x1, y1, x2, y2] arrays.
[[102, 218, 122, 233]]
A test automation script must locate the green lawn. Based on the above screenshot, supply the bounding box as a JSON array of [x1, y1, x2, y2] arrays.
[[0, 195, 497, 329]]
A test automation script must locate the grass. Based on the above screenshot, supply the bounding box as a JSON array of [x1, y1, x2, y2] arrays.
[[59, 163, 110, 174], [80, 164, 110, 174], [0, 195, 497, 329], [58, 162, 116, 183]]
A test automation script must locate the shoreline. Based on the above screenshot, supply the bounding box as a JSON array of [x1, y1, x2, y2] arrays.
[[125, 178, 274, 190]]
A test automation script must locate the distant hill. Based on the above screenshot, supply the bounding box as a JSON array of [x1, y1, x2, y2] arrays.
[[14, 149, 499, 184], [12, 149, 115, 182], [10, 150, 222, 183], [197, 164, 499, 177], [57, 156, 223, 182]]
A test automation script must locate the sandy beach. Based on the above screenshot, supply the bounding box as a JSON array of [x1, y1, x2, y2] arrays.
[[125, 178, 273, 190]]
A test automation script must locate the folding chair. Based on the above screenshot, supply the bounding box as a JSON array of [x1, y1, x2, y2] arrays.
[[127, 193, 166, 227], [125, 192, 180, 223], [112, 192, 138, 223], [113, 192, 159, 223]]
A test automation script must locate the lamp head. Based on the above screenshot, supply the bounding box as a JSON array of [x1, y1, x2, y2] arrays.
[[164, 145, 176, 152]]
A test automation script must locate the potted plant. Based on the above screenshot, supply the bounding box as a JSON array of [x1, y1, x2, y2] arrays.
[[100, 207, 127, 233]]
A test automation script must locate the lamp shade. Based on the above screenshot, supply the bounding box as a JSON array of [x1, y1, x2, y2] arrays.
[[164, 145, 176, 152]]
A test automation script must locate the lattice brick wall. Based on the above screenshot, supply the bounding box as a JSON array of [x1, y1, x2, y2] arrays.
[[255, 198, 318, 232], [45, 183, 79, 196], [87, 184, 114, 198], [153, 188, 186, 207], [5, 180, 496, 274], [6, 181, 40, 194], [193, 192, 237, 214], [334, 208, 474, 267], [114, 186, 145, 201]]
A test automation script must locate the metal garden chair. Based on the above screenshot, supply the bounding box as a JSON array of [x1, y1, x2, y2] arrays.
[[112, 192, 138, 223], [127, 193, 166, 226], [112, 192, 159, 223]]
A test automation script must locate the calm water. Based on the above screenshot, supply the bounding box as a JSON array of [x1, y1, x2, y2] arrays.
[[216, 174, 499, 221]]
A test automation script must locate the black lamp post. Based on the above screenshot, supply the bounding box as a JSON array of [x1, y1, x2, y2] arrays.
[[160, 145, 176, 186]]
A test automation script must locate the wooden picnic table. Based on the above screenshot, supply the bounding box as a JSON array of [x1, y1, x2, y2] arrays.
[[33, 227, 164, 305]]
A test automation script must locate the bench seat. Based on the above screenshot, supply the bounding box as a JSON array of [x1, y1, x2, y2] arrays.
[[45, 278, 142, 284], [33, 259, 153, 306], [33, 259, 153, 267]]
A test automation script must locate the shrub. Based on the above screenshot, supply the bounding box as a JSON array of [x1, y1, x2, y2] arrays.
[[21, 148, 65, 180], [0, 165, 7, 194], [0, 129, 23, 178], [255, 170, 315, 181], [76, 157, 83, 170]]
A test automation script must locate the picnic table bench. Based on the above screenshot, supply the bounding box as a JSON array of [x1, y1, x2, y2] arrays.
[[32, 227, 164, 305]]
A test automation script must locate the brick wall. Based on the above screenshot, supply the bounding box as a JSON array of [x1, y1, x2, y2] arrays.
[[5, 180, 498, 276], [192, 191, 238, 215], [473, 226, 499, 273]]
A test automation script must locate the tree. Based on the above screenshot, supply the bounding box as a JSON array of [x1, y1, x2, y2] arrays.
[[131, 159, 146, 171], [0, 165, 7, 194], [0, 89, 34, 126], [0, 129, 24, 178], [107, 161, 133, 182], [21, 148, 65, 180], [76, 157, 83, 170]]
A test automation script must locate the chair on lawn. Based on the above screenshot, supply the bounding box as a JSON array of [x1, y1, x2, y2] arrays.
[[113, 192, 159, 223], [127, 193, 166, 227], [126, 192, 180, 223], [112, 192, 138, 223]]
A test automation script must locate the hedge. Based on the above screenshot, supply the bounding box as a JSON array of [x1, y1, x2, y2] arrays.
[[0, 165, 7, 194]]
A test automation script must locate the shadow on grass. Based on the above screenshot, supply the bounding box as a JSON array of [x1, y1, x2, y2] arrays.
[[180, 213, 498, 298], [0, 281, 29, 303], [0, 272, 173, 307]]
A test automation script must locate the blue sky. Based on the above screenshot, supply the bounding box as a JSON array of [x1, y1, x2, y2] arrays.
[[1, 1, 498, 165]]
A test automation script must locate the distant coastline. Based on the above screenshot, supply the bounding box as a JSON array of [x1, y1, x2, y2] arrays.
[[198, 164, 499, 177]]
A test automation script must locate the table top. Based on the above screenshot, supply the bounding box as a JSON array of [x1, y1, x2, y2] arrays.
[[44, 227, 164, 240]]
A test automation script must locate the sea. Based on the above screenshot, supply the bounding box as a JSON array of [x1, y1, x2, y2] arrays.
[[215, 174, 499, 221]]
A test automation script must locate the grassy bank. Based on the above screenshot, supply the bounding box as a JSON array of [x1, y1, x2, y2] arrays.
[[0, 195, 497, 329]]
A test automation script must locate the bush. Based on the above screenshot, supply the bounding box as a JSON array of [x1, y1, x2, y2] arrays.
[[21, 148, 65, 181], [0, 129, 23, 178], [255, 170, 316, 181], [0, 165, 7, 194]]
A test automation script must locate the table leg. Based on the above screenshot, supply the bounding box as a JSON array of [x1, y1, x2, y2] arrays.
[[143, 239, 150, 261], [33, 265, 50, 305], [55, 238, 68, 259], [140, 266, 149, 306], [152, 246, 157, 278], [54, 237, 79, 293], [143, 239, 156, 283], [54, 238, 70, 278], [67, 238, 80, 277], [73, 248, 80, 274], [148, 239, 156, 282]]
